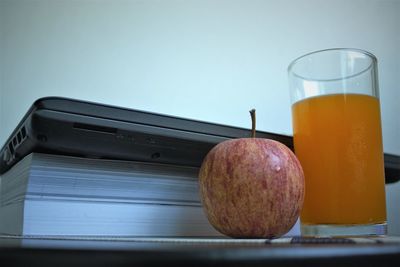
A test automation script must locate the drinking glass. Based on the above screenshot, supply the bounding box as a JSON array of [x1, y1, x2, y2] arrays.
[[288, 48, 387, 236]]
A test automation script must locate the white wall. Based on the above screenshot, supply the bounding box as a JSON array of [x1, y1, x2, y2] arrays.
[[1, 0, 399, 153], [0, 0, 3, 140], [1, 0, 399, 234]]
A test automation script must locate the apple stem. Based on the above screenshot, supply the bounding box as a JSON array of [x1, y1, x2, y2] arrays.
[[249, 109, 256, 138]]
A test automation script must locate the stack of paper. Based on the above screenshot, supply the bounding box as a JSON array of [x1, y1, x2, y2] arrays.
[[0, 153, 222, 237]]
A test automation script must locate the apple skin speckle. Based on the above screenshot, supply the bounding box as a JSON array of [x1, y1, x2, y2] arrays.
[[198, 138, 305, 238]]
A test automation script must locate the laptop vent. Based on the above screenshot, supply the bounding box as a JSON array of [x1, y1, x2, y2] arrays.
[[73, 122, 117, 134], [7, 126, 27, 159]]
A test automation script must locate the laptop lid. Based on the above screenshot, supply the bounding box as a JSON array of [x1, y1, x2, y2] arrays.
[[0, 97, 293, 175]]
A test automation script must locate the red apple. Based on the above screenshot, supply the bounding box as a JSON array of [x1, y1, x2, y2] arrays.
[[198, 110, 304, 238]]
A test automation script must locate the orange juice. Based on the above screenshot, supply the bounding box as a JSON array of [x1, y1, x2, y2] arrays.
[[292, 93, 387, 225]]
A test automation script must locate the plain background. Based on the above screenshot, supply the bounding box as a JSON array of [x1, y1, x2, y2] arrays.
[[1, 0, 399, 235]]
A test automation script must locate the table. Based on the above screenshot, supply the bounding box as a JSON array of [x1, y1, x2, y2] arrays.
[[1, 236, 400, 266]]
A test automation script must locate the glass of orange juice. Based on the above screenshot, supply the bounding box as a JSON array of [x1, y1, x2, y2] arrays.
[[288, 48, 387, 236]]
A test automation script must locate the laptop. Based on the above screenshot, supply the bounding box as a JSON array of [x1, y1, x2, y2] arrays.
[[0, 97, 293, 175], [1, 97, 398, 183]]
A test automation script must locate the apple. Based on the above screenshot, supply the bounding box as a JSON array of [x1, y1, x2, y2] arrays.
[[198, 110, 304, 238]]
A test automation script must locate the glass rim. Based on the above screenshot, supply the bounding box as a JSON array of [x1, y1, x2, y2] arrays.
[[287, 48, 377, 82]]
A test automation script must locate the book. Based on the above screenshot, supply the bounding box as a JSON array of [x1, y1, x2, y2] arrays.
[[0, 153, 223, 237]]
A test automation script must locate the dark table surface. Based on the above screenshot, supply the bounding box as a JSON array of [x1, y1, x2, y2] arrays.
[[1, 236, 400, 267]]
